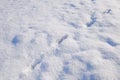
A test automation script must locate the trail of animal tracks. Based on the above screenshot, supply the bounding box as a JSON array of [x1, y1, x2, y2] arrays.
[[0, 0, 120, 80]]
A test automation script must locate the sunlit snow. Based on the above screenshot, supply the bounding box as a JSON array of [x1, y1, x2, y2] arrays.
[[0, 0, 120, 80]]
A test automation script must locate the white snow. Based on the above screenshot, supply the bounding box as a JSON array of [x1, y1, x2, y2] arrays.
[[0, 0, 120, 80]]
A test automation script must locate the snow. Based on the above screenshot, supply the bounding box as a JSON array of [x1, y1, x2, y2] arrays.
[[0, 0, 120, 80]]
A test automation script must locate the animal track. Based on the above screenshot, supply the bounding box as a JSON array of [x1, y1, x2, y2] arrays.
[[87, 13, 97, 27], [58, 34, 68, 44]]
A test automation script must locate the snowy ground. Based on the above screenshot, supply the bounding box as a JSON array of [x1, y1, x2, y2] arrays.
[[0, 0, 120, 80]]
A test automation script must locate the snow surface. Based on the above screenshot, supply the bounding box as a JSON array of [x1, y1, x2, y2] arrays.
[[0, 0, 120, 80]]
